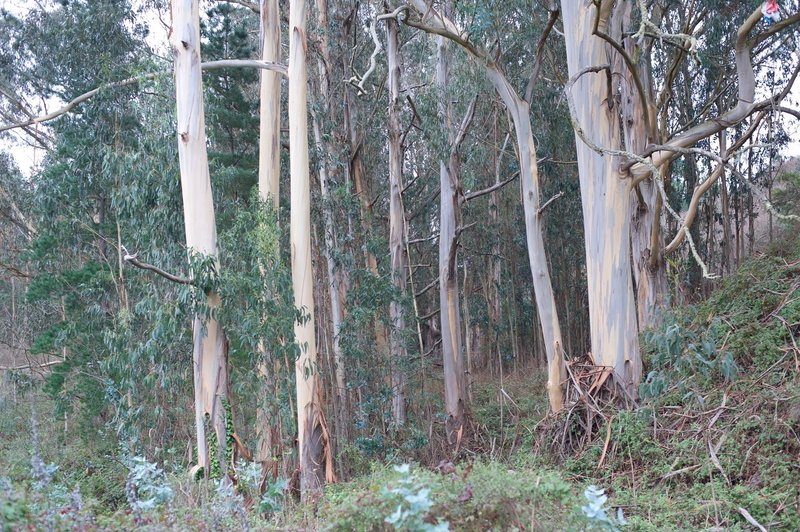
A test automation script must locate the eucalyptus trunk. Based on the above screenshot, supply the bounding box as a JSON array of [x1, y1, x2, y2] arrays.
[[255, 0, 283, 482], [170, 0, 230, 478], [406, 0, 565, 412], [561, 0, 641, 398], [386, 15, 408, 427], [619, 1, 667, 330], [313, 0, 349, 449], [436, 35, 469, 441], [289, 0, 325, 497]]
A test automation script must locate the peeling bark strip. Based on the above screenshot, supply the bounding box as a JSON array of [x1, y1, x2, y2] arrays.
[[560, 1, 640, 399], [289, 0, 325, 498], [170, 0, 230, 477]]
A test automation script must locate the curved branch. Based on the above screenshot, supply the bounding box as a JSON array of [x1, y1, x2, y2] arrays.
[[630, 6, 800, 180], [403, 0, 485, 60], [463, 171, 519, 202]]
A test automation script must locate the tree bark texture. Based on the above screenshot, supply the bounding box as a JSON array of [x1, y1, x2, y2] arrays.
[[386, 16, 408, 427], [289, 0, 324, 498], [170, 0, 230, 477], [561, 0, 641, 398], [436, 35, 469, 441]]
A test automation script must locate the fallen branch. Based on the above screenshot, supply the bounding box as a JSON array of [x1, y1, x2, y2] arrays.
[[0, 360, 62, 371], [738, 507, 767, 532]]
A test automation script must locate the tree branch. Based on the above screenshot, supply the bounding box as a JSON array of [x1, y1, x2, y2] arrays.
[[218, 0, 260, 13], [0, 60, 287, 134], [451, 96, 477, 156], [122, 247, 193, 285], [537, 191, 564, 216], [629, 6, 800, 180], [463, 171, 519, 202], [415, 276, 439, 297], [0, 360, 62, 371], [524, 2, 559, 103]]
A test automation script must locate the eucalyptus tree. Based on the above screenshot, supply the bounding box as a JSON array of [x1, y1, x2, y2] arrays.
[[433, 10, 475, 440], [384, 8, 410, 428], [170, 0, 231, 478], [255, 0, 284, 481], [403, 0, 566, 412], [289, 0, 327, 498], [560, 0, 800, 398]]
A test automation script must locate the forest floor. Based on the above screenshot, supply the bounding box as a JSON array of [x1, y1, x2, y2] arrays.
[[1, 233, 799, 531]]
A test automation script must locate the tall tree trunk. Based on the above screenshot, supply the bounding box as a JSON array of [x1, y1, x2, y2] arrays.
[[170, 0, 230, 478], [256, 0, 282, 483], [289, 0, 325, 498], [719, 134, 732, 276], [561, 1, 641, 399], [259, 0, 281, 206], [313, 0, 349, 452], [436, 35, 469, 440], [386, 15, 408, 427]]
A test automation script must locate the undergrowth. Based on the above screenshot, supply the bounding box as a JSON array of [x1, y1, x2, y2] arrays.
[[552, 232, 800, 530], [1, 235, 798, 530]]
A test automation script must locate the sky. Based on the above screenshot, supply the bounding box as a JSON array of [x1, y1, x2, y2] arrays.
[[0, 0, 798, 177]]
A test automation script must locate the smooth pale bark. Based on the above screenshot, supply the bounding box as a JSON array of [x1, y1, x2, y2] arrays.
[[406, 0, 564, 412], [386, 16, 408, 426], [313, 0, 349, 447], [170, 0, 230, 476], [561, 1, 641, 397], [255, 0, 282, 481], [436, 35, 469, 440], [258, 0, 281, 206], [289, 0, 324, 497]]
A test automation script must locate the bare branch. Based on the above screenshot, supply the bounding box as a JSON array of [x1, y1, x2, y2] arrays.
[[122, 247, 193, 285], [451, 96, 477, 156], [463, 171, 519, 202], [630, 6, 800, 179], [0, 360, 62, 371], [537, 191, 564, 217], [415, 276, 439, 297], [217, 0, 260, 13], [0, 60, 287, 134], [350, 19, 382, 95], [524, 2, 560, 103], [0, 259, 31, 278]]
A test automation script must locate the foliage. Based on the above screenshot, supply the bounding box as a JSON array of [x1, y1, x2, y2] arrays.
[[640, 310, 736, 405], [382, 464, 449, 532], [581, 485, 626, 531], [125, 455, 173, 512]]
